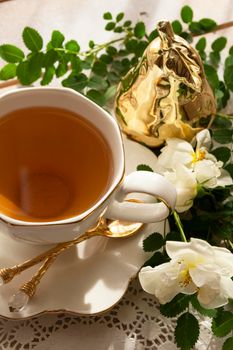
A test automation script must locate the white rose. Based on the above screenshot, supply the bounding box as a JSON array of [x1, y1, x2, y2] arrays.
[[139, 238, 233, 309]]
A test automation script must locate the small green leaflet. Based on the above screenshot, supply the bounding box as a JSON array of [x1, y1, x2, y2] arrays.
[[212, 311, 233, 337], [0, 63, 17, 80], [211, 147, 231, 164], [65, 40, 80, 53], [212, 37, 227, 52], [143, 233, 164, 252], [181, 6, 193, 23], [51, 30, 65, 48], [137, 164, 154, 172], [175, 312, 199, 350], [212, 129, 233, 144], [0, 44, 24, 63], [223, 337, 233, 350], [22, 27, 43, 52], [134, 22, 146, 38], [160, 294, 191, 318], [41, 66, 55, 85]]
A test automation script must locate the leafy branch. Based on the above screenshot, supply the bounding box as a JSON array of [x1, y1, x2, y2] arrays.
[[1, 6, 233, 110]]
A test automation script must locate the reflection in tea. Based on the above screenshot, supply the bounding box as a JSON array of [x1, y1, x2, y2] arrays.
[[0, 107, 112, 222]]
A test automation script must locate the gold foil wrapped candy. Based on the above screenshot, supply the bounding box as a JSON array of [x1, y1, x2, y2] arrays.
[[115, 21, 216, 147]]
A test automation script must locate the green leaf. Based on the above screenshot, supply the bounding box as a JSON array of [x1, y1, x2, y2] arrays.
[[104, 85, 117, 102], [106, 46, 117, 56], [165, 231, 182, 242], [92, 61, 107, 76], [212, 37, 227, 52], [56, 62, 68, 77], [172, 20, 182, 35], [103, 12, 112, 20], [212, 311, 233, 337], [212, 114, 232, 128], [189, 21, 204, 35], [134, 40, 148, 57], [22, 27, 43, 52], [229, 46, 233, 55], [65, 40, 80, 53], [123, 20, 132, 27], [225, 164, 233, 178], [191, 295, 217, 318], [148, 29, 158, 42], [0, 63, 17, 80], [114, 26, 123, 33], [211, 147, 231, 164], [62, 73, 88, 92], [16, 61, 30, 85], [70, 56, 83, 73], [180, 31, 193, 43], [51, 30, 65, 48], [175, 312, 199, 350], [41, 66, 55, 85], [88, 75, 108, 90], [105, 22, 115, 31], [16, 60, 40, 85], [223, 337, 233, 350], [0, 44, 24, 63], [142, 251, 168, 268], [225, 55, 233, 68], [216, 82, 230, 109], [89, 40, 95, 49], [224, 63, 233, 91], [198, 50, 206, 61], [134, 22, 146, 38], [99, 54, 112, 64], [212, 129, 233, 144], [181, 6, 193, 23], [125, 39, 138, 53], [204, 64, 219, 90], [137, 164, 154, 172], [116, 12, 124, 22], [160, 294, 191, 318], [86, 89, 106, 106], [16, 52, 42, 85], [107, 71, 120, 83], [199, 18, 217, 31], [43, 50, 58, 68], [209, 51, 220, 67], [143, 233, 164, 252], [195, 37, 206, 52]]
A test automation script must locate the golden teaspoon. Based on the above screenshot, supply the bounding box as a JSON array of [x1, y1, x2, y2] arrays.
[[6, 217, 143, 312]]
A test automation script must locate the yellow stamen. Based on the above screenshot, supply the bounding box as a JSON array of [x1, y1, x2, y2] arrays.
[[180, 269, 192, 287], [192, 149, 206, 163]]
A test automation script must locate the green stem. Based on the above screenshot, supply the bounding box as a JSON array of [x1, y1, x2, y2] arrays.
[[54, 36, 126, 58], [173, 211, 187, 242], [82, 36, 126, 56]]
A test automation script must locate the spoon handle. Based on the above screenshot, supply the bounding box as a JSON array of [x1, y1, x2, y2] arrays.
[[0, 229, 99, 284], [19, 230, 100, 300]]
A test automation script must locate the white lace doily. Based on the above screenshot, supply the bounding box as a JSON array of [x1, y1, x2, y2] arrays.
[[0, 279, 225, 350]]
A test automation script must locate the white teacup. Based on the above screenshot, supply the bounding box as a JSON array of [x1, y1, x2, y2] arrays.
[[0, 87, 176, 244]]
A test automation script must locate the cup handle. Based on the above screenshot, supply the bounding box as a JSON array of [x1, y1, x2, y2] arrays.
[[105, 171, 177, 223]]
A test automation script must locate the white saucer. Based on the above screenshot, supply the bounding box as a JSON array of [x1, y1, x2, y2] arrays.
[[0, 136, 165, 319]]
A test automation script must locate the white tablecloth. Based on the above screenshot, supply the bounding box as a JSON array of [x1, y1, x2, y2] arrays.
[[0, 0, 233, 349]]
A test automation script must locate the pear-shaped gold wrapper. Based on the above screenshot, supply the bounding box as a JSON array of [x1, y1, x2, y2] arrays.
[[115, 21, 216, 147]]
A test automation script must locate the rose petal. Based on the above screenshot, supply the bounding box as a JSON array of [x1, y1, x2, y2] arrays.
[[216, 169, 233, 187], [158, 139, 193, 170], [196, 130, 212, 150]]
